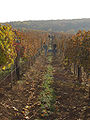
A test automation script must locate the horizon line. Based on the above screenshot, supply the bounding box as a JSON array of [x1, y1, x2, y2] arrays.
[[0, 17, 90, 23]]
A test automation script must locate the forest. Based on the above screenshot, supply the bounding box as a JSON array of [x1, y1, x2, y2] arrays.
[[3, 18, 90, 33]]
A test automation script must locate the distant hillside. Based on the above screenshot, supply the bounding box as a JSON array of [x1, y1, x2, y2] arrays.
[[6, 18, 90, 33]]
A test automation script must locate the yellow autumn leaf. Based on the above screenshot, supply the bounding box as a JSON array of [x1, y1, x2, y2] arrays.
[[2, 66, 6, 70]]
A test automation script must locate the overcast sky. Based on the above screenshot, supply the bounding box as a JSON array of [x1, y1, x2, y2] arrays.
[[0, 0, 90, 22]]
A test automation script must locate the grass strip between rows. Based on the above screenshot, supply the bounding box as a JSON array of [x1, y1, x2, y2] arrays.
[[37, 55, 56, 119]]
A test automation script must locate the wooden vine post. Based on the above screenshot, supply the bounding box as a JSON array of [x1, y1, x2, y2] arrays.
[[15, 40, 20, 80]]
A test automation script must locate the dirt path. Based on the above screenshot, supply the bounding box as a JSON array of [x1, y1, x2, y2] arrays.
[[51, 56, 89, 120], [0, 51, 89, 120], [0, 52, 48, 120]]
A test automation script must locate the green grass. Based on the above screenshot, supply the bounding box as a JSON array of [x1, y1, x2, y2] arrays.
[[38, 55, 56, 118]]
